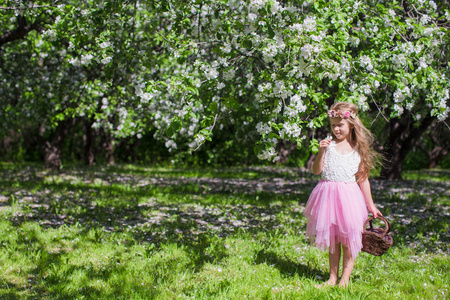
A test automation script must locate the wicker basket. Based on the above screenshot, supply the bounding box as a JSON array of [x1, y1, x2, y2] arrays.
[[361, 216, 393, 256]]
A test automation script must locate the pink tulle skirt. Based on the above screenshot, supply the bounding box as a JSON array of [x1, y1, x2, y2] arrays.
[[304, 180, 368, 258]]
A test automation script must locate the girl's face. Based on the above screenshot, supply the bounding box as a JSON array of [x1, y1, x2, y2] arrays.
[[330, 118, 352, 141]]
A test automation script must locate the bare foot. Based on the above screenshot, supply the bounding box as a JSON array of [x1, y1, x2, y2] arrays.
[[314, 279, 337, 288], [338, 279, 349, 288]]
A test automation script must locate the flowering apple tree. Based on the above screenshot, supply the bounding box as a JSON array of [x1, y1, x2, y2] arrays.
[[0, 0, 449, 177]]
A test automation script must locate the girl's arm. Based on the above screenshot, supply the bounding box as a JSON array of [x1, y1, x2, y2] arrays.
[[359, 178, 382, 218], [312, 139, 331, 175]]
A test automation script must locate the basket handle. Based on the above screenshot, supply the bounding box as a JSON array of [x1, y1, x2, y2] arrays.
[[363, 215, 391, 235]]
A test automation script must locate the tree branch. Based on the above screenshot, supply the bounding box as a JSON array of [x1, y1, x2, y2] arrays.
[[0, 15, 43, 48], [0, 1, 59, 10]]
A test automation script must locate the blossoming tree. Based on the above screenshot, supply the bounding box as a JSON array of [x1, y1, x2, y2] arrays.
[[1, 0, 449, 178]]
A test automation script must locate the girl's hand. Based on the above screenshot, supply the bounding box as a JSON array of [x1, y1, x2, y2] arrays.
[[319, 138, 331, 150], [368, 206, 382, 218]]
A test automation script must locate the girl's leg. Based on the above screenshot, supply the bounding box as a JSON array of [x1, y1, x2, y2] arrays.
[[327, 242, 341, 285], [315, 242, 340, 287], [339, 244, 355, 287]]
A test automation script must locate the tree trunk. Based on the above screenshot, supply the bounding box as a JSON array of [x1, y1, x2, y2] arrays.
[[84, 120, 95, 166], [380, 113, 434, 180], [306, 154, 315, 171], [417, 121, 450, 169], [277, 140, 297, 164], [428, 146, 450, 169], [42, 119, 75, 170], [104, 133, 115, 165]]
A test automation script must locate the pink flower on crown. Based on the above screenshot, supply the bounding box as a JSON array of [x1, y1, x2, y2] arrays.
[[327, 109, 357, 119]]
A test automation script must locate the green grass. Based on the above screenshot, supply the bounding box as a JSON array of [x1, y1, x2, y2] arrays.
[[0, 163, 448, 299], [401, 169, 450, 182]]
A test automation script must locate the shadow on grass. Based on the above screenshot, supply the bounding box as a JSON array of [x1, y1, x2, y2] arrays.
[[0, 164, 449, 298], [0, 168, 311, 298], [0, 282, 25, 300], [255, 248, 326, 280]]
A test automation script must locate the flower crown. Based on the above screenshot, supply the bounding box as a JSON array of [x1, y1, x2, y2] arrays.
[[327, 110, 357, 119]]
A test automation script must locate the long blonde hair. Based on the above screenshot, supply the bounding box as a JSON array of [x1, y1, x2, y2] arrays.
[[329, 102, 381, 181]]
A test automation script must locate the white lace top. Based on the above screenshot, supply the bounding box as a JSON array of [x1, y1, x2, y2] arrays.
[[322, 141, 361, 183]]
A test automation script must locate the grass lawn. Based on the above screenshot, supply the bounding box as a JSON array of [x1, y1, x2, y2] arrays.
[[0, 163, 448, 299]]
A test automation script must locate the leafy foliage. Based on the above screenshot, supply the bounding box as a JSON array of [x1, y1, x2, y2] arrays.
[[1, 0, 449, 164]]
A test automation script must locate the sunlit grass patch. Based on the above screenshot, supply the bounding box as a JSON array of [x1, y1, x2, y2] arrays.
[[0, 164, 448, 299], [402, 169, 450, 182]]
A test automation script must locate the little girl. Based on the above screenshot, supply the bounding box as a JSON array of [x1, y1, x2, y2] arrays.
[[304, 102, 382, 288]]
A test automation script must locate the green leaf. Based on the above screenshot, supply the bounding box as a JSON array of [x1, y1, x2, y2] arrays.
[[209, 101, 218, 113], [314, 1, 320, 11], [268, 26, 275, 39], [224, 97, 239, 110], [186, 86, 199, 96], [254, 145, 262, 156], [309, 139, 319, 154], [243, 39, 253, 49], [312, 94, 320, 103], [172, 119, 182, 131], [166, 126, 174, 137]]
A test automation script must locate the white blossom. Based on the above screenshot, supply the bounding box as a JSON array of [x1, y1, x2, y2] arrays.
[[256, 122, 271, 135], [221, 44, 232, 54], [250, 0, 268, 11], [339, 58, 351, 74], [203, 66, 219, 80], [437, 111, 448, 121], [99, 41, 111, 49], [262, 44, 278, 62], [258, 82, 272, 92], [271, 1, 282, 14], [429, 1, 437, 10], [101, 57, 112, 64], [257, 146, 277, 161], [361, 84, 372, 95], [140, 93, 154, 103], [290, 23, 303, 33], [80, 54, 93, 65], [388, 9, 396, 18], [419, 57, 428, 69], [165, 140, 178, 152], [218, 57, 228, 67], [357, 95, 369, 111], [280, 123, 302, 139], [392, 54, 406, 67], [284, 94, 307, 118], [44, 29, 57, 41], [303, 16, 317, 32], [248, 13, 258, 22], [246, 73, 254, 85], [349, 36, 360, 47], [272, 81, 291, 100], [393, 87, 409, 103], [301, 44, 313, 60], [393, 103, 404, 115], [423, 27, 436, 36], [420, 14, 431, 25], [360, 55, 373, 71], [223, 69, 236, 81]]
